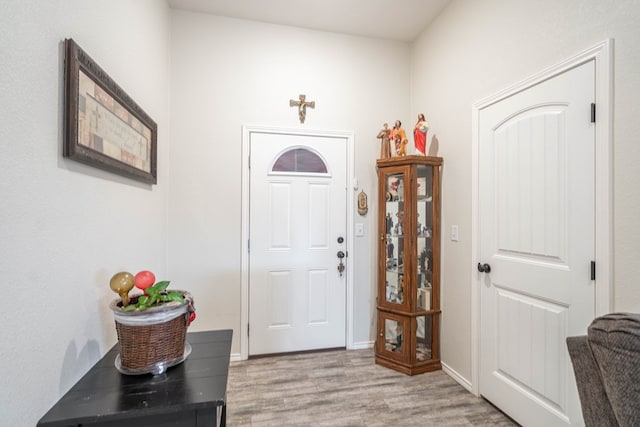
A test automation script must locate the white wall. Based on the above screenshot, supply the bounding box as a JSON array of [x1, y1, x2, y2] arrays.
[[411, 0, 640, 382], [169, 11, 411, 353], [0, 1, 171, 425]]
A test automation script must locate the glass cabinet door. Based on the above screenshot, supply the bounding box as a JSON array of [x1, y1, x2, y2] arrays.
[[415, 164, 433, 312], [415, 315, 433, 361], [377, 311, 410, 362], [383, 171, 406, 307]]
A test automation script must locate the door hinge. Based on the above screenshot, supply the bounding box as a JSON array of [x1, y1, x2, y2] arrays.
[[247, 323, 250, 337], [590, 261, 596, 280], [591, 103, 596, 123], [248, 239, 250, 252], [248, 155, 251, 169]]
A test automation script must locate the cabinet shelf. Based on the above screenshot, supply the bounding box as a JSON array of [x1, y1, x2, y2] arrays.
[[377, 306, 442, 317], [376, 155, 443, 375]]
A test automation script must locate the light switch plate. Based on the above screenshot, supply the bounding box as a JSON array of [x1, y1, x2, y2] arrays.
[[451, 225, 459, 241], [355, 223, 364, 236]]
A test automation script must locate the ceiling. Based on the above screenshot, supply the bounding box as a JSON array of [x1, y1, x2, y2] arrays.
[[167, 0, 452, 42]]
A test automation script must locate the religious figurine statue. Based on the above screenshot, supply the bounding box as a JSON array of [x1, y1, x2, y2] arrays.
[[377, 123, 392, 159], [396, 211, 404, 235], [392, 120, 408, 156], [414, 113, 429, 155], [419, 248, 428, 273]]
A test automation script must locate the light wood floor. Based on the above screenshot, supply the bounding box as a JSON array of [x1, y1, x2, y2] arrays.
[[227, 348, 519, 426]]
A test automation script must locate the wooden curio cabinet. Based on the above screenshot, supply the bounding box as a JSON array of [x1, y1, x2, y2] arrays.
[[375, 155, 443, 375]]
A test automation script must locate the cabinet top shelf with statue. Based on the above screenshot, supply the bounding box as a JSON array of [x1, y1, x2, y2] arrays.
[[376, 155, 443, 375]]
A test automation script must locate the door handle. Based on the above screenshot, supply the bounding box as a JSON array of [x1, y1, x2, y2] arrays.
[[337, 251, 345, 277], [477, 263, 491, 273]]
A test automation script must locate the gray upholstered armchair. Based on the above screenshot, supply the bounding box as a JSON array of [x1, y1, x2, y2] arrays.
[[566, 313, 640, 427]]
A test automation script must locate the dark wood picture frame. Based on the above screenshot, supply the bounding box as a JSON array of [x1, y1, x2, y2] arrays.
[[63, 38, 157, 184]]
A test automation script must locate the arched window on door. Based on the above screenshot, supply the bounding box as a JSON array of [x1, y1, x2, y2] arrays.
[[271, 147, 328, 174]]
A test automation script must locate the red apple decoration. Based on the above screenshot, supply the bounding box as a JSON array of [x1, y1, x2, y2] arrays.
[[135, 270, 156, 292]]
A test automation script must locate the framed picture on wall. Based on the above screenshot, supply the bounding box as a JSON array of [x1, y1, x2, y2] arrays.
[[63, 38, 157, 184]]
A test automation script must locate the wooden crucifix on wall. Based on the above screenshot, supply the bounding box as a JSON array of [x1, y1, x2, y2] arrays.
[[289, 94, 315, 123]]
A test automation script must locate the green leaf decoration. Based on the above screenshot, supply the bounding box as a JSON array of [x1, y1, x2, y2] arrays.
[[120, 279, 184, 311], [166, 291, 185, 303], [153, 281, 170, 292]]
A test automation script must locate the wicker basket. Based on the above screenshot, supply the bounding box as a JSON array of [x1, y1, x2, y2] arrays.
[[110, 291, 193, 375]]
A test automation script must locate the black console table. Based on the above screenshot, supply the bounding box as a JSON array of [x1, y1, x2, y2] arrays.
[[38, 330, 233, 427]]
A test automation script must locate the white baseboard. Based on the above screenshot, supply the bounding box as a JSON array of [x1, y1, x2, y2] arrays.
[[349, 340, 374, 350], [442, 361, 473, 394], [230, 342, 373, 363]]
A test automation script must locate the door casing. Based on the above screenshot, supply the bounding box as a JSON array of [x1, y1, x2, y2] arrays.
[[470, 39, 613, 396], [240, 125, 355, 360]]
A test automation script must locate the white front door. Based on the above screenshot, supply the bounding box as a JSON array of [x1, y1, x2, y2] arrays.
[[249, 131, 347, 355], [478, 61, 595, 425]]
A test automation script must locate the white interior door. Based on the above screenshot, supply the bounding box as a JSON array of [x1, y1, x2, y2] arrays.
[[478, 61, 595, 426], [249, 131, 347, 355]]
